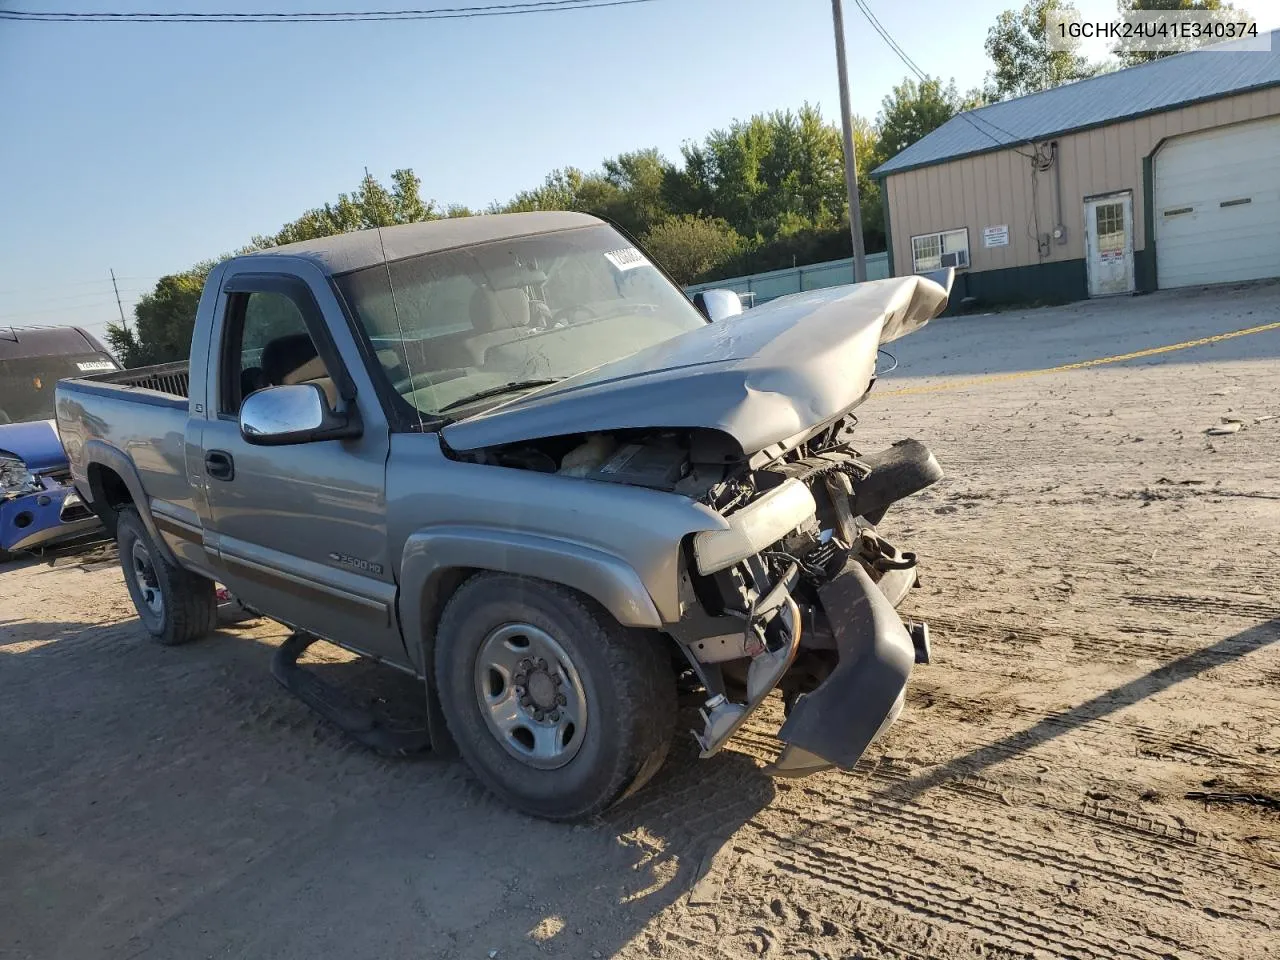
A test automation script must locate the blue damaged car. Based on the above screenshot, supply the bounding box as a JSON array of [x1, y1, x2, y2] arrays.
[[0, 326, 120, 560]]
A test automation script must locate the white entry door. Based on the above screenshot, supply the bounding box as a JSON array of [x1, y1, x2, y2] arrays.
[[1085, 192, 1135, 297]]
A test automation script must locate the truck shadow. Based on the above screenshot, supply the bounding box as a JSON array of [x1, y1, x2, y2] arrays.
[[207, 643, 775, 958], [1, 616, 774, 959], [872, 617, 1280, 805]]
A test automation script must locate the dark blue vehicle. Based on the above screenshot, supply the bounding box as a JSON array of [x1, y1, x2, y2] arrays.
[[0, 325, 120, 559]]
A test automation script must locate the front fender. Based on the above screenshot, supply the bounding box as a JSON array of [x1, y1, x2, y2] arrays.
[[398, 526, 665, 675]]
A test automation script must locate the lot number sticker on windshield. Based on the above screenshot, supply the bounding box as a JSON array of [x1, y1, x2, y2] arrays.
[[76, 360, 116, 372], [604, 247, 646, 272]]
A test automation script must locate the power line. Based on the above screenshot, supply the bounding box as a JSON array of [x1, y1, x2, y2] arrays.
[[850, 0, 1036, 157], [0, 0, 662, 23], [0, 286, 152, 305], [0, 299, 140, 322], [0, 277, 160, 296]]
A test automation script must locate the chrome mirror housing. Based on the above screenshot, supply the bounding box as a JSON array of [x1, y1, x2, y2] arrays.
[[239, 383, 360, 446], [693, 289, 745, 322]]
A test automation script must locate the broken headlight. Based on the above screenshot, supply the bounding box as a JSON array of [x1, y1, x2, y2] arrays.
[[0, 455, 39, 499], [693, 478, 817, 575]]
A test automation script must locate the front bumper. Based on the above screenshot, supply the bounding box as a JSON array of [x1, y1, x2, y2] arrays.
[[1, 482, 101, 554], [770, 561, 918, 776]]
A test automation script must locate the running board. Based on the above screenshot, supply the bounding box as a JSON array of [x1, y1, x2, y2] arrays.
[[271, 632, 434, 757]]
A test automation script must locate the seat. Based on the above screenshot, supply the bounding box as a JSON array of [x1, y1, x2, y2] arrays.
[[240, 366, 267, 401], [259, 333, 338, 408], [461, 286, 533, 367]]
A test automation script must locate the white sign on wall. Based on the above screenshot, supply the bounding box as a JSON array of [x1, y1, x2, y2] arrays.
[[983, 224, 1010, 248]]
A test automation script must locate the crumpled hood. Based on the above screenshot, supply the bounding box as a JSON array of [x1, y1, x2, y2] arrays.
[[442, 274, 950, 457], [0, 419, 67, 473]]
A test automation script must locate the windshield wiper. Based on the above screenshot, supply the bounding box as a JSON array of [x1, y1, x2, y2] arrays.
[[436, 378, 562, 414]]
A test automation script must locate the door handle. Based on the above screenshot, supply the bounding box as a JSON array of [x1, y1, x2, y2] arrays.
[[205, 450, 235, 481]]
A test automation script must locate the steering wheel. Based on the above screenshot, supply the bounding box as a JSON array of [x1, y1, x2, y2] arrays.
[[392, 371, 441, 396], [551, 303, 598, 325]]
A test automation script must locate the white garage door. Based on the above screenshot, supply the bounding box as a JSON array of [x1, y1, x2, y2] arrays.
[[1155, 114, 1280, 289]]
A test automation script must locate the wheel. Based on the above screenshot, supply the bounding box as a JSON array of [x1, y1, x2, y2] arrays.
[[434, 573, 676, 821], [116, 507, 217, 646]]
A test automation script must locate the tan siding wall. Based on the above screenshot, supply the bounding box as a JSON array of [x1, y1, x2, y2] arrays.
[[885, 87, 1279, 275]]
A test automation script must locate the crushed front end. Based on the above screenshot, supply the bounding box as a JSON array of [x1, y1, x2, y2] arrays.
[[670, 420, 943, 777], [0, 455, 98, 555]]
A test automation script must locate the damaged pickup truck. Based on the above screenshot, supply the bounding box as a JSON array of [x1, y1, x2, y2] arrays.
[[55, 212, 948, 820]]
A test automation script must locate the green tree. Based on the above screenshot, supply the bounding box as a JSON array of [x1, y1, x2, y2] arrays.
[[600, 148, 673, 237], [851, 115, 884, 248], [759, 105, 847, 234], [985, 0, 1097, 100], [256, 169, 439, 247], [106, 265, 213, 366], [1115, 0, 1250, 64], [657, 105, 859, 247], [116, 171, 437, 367], [874, 77, 962, 165], [663, 141, 716, 219], [641, 215, 747, 285]]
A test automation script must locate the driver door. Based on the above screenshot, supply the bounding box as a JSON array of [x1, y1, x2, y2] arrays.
[[200, 270, 406, 667]]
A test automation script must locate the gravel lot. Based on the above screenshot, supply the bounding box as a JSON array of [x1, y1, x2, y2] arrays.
[[2, 281, 1278, 960]]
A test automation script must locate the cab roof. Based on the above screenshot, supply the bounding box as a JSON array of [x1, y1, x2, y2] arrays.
[[238, 211, 605, 276], [0, 326, 112, 361]]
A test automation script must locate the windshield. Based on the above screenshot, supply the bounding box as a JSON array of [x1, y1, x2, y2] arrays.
[[0, 353, 118, 424], [334, 224, 707, 419]]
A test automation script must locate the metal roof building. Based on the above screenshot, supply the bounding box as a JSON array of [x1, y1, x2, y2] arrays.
[[872, 31, 1280, 305]]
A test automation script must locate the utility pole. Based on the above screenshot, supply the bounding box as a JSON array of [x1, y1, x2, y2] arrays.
[[831, 0, 867, 283], [110, 268, 128, 334]]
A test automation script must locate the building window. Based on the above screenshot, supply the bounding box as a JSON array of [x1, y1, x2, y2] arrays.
[[1094, 202, 1126, 254], [911, 228, 970, 272]]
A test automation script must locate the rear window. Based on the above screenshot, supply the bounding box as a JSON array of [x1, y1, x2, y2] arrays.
[[0, 353, 120, 424]]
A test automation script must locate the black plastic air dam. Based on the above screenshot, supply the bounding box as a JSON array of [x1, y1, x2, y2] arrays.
[[852, 439, 943, 523], [776, 561, 915, 769]]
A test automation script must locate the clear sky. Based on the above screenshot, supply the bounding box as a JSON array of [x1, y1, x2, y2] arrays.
[[2, 0, 1277, 340]]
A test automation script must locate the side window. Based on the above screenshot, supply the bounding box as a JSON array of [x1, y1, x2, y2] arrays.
[[221, 289, 333, 415]]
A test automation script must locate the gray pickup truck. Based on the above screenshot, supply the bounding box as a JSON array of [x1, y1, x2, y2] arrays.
[[56, 212, 949, 820]]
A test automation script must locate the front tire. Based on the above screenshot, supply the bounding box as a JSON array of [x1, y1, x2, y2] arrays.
[[117, 507, 216, 646], [434, 573, 676, 821]]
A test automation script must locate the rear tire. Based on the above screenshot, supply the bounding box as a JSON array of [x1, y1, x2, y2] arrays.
[[434, 573, 676, 821], [117, 507, 216, 646]]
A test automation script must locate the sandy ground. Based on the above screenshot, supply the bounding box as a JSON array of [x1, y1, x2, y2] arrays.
[[2, 281, 1279, 960]]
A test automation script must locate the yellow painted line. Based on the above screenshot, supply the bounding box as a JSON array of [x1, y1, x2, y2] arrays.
[[881, 318, 1280, 397]]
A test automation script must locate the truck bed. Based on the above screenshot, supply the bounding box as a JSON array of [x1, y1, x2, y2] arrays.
[[94, 361, 191, 398], [54, 364, 193, 516]]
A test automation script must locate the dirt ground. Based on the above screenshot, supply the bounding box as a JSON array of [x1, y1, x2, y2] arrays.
[[3, 282, 1279, 960]]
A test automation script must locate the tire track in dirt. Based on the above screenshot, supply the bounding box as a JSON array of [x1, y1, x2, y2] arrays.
[[738, 822, 1180, 960], [924, 610, 1272, 669], [750, 740, 1242, 886], [1124, 592, 1280, 621], [908, 689, 1275, 775], [786, 779, 1276, 931], [730, 724, 1280, 880]]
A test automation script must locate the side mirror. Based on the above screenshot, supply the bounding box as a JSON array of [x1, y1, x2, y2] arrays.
[[692, 289, 745, 322], [239, 383, 361, 446], [919, 267, 956, 297]]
